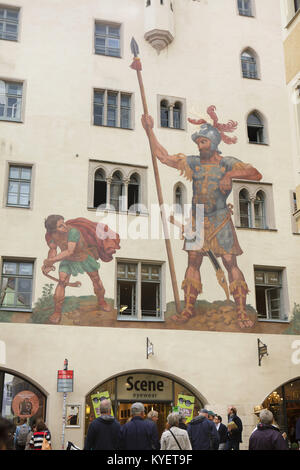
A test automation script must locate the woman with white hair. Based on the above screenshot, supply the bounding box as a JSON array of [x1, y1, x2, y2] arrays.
[[160, 412, 192, 450]]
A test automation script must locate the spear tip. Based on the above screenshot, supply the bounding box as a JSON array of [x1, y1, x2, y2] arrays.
[[130, 37, 139, 57]]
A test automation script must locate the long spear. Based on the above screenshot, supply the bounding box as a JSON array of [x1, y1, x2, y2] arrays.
[[130, 37, 181, 315]]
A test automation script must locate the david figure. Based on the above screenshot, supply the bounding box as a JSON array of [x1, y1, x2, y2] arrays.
[[142, 106, 262, 329]]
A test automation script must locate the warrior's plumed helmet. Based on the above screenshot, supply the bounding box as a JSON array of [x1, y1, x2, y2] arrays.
[[189, 105, 238, 153]]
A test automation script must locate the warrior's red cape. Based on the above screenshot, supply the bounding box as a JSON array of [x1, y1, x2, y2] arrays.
[[45, 218, 120, 263]]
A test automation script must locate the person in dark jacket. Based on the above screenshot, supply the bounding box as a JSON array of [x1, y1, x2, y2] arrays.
[[249, 409, 288, 450], [214, 415, 228, 450], [296, 416, 300, 448], [226, 406, 243, 450], [120, 402, 160, 450], [84, 399, 121, 450], [187, 409, 219, 450]]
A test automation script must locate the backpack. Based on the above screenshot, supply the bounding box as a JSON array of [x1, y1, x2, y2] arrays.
[[17, 425, 30, 446]]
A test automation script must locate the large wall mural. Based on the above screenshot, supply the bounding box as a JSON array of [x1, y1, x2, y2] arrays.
[[0, 41, 298, 336]]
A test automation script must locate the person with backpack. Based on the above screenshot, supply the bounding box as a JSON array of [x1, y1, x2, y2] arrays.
[[14, 418, 31, 450]]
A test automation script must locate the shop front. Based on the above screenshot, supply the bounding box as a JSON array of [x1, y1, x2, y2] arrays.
[[85, 371, 204, 438], [262, 377, 300, 449], [0, 368, 47, 427]]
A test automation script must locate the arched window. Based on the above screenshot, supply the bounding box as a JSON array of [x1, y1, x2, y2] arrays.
[[93, 168, 107, 208], [174, 184, 184, 213], [110, 171, 124, 211], [173, 102, 182, 129], [128, 173, 140, 212], [254, 190, 266, 228], [238, 0, 252, 16], [241, 50, 258, 79], [247, 111, 265, 144], [239, 189, 251, 227], [146, 0, 151, 6], [160, 100, 169, 128]]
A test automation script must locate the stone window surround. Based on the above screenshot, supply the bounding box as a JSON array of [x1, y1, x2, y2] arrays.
[[157, 94, 186, 130], [115, 257, 166, 322], [232, 180, 276, 231], [88, 159, 148, 214]]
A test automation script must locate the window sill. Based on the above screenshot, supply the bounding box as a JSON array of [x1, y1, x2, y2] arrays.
[[117, 316, 164, 323], [93, 123, 133, 131], [0, 308, 32, 313], [0, 37, 18, 42], [248, 141, 269, 146], [236, 226, 277, 232], [258, 318, 289, 324], [242, 76, 260, 81], [87, 207, 149, 216], [159, 126, 186, 131], [0, 119, 23, 124], [6, 204, 31, 209]]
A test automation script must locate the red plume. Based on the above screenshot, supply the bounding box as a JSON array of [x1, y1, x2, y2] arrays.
[[188, 105, 238, 145]]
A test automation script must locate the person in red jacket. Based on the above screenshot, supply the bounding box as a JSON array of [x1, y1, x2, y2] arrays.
[[249, 410, 288, 450]]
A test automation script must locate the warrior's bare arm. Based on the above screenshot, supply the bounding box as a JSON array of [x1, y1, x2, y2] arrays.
[[43, 241, 76, 267], [220, 164, 262, 193], [141, 114, 182, 169]]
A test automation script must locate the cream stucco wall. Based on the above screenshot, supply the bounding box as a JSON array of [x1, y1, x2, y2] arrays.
[[1, 322, 299, 449]]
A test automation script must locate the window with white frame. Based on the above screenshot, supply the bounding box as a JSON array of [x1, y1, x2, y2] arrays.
[[94, 22, 121, 57], [0, 6, 19, 41], [117, 261, 162, 320], [94, 89, 132, 129], [7, 165, 32, 208], [0, 260, 34, 311], [89, 161, 147, 213], [254, 269, 287, 321], [0, 81, 23, 122], [247, 111, 266, 144], [238, 0, 253, 16], [241, 50, 258, 79], [233, 182, 275, 230], [158, 95, 186, 130]]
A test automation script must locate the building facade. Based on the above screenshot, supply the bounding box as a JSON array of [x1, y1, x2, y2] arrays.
[[0, 0, 299, 449]]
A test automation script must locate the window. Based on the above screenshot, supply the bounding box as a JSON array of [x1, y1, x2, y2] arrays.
[[158, 96, 185, 130], [94, 22, 121, 57], [239, 189, 251, 228], [110, 171, 124, 211], [93, 168, 107, 208], [117, 261, 162, 320], [247, 111, 266, 144], [94, 89, 132, 129], [128, 173, 140, 212], [89, 161, 147, 213], [295, 0, 300, 13], [0, 260, 34, 311], [241, 50, 258, 79], [7, 165, 32, 207], [0, 7, 19, 41], [254, 190, 266, 228], [173, 183, 186, 214], [234, 182, 275, 230], [254, 269, 287, 321], [238, 0, 253, 16], [0, 81, 23, 122]]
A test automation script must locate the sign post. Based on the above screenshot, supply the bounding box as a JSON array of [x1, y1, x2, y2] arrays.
[[57, 359, 74, 450]]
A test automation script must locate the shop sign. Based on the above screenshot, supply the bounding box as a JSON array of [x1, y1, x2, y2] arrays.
[[12, 390, 40, 418], [117, 374, 173, 401], [57, 370, 74, 393]]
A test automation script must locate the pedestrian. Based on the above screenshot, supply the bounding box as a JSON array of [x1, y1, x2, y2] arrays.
[[29, 420, 51, 450], [146, 410, 159, 426], [25, 422, 37, 450], [207, 411, 215, 421], [84, 399, 121, 450], [214, 415, 228, 450], [226, 406, 243, 450], [0, 417, 14, 450], [14, 418, 31, 450], [296, 416, 300, 449], [178, 413, 187, 430], [187, 408, 219, 450], [120, 402, 160, 450], [249, 409, 288, 450], [160, 412, 192, 450]]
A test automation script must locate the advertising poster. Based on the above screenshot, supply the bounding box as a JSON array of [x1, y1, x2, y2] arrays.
[[12, 390, 40, 419], [91, 391, 114, 418], [177, 394, 195, 423]]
